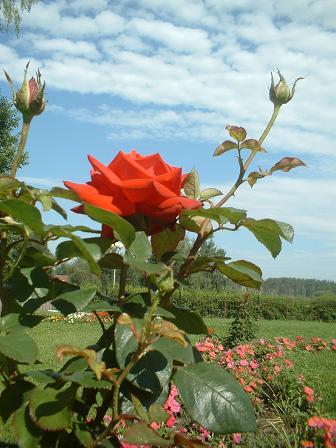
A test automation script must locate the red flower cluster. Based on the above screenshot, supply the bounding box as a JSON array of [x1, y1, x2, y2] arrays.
[[305, 416, 336, 448]]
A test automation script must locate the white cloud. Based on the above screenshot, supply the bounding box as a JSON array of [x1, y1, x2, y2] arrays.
[[28, 36, 100, 59]]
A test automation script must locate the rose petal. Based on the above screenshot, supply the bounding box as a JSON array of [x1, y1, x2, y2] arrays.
[[63, 181, 122, 214], [108, 151, 152, 180]]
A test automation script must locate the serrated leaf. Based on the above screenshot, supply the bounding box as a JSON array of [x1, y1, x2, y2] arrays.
[[0, 199, 44, 236], [183, 169, 200, 199], [199, 188, 223, 201], [241, 139, 266, 152], [0, 331, 38, 364], [216, 260, 262, 289], [270, 157, 306, 173], [56, 237, 112, 263], [213, 140, 238, 156], [242, 218, 294, 258], [164, 305, 208, 335], [14, 404, 42, 448], [29, 387, 72, 431], [174, 362, 256, 433], [151, 225, 185, 259], [128, 231, 151, 260], [74, 422, 93, 447], [226, 125, 247, 142], [148, 404, 169, 423], [38, 194, 53, 211], [52, 287, 96, 316], [84, 204, 135, 248], [123, 422, 172, 445]]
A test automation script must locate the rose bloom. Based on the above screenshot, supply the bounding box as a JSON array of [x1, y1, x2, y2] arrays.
[[64, 151, 201, 236]]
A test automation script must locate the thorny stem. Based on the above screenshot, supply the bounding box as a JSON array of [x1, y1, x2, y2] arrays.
[[92, 293, 161, 446], [178, 105, 281, 282], [11, 119, 31, 178]]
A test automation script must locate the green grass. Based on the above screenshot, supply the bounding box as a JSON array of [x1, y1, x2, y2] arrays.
[[0, 319, 335, 444]]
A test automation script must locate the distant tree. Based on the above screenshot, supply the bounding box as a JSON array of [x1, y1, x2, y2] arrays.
[[0, 92, 28, 175], [0, 0, 38, 34]]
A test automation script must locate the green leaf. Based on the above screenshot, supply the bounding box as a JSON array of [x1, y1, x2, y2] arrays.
[[119, 293, 175, 319], [84, 204, 135, 247], [151, 225, 185, 259], [74, 423, 93, 447], [0, 199, 44, 236], [115, 321, 172, 393], [115, 321, 139, 370], [199, 188, 223, 201], [217, 260, 262, 289], [52, 287, 96, 316], [131, 394, 149, 422], [123, 422, 172, 446], [99, 252, 124, 269], [0, 380, 35, 422], [148, 404, 169, 423], [0, 313, 43, 332], [165, 305, 208, 335], [29, 387, 72, 431], [213, 140, 238, 156], [48, 187, 81, 202], [128, 231, 151, 260], [242, 218, 294, 258], [124, 232, 166, 274], [25, 370, 61, 385], [0, 331, 38, 363], [183, 168, 200, 199], [65, 371, 113, 390], [187, 256, 230, 274], [50, 197, 67, 219], [53, 232, 101, 275], [226, 125, 247, 142], [38, 193, 53, 211], [56, 237, 112, 263], [13, 405, 42, 448], [0, 176, 21, 193], [152, 337, 201, 365], [174, 362, 256, 433], [187, 207, 247, 225], [21, 246, 56, 267], [240, 139, 266, 152]]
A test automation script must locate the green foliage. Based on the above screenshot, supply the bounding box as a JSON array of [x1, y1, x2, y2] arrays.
[[174, 362, 256, 433], [172, 289, 336, 322], [0, 0, 38, 34], [224, 294, 258, 348]]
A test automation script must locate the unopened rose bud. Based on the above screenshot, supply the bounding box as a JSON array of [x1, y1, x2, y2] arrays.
[[269, 70, 303, 108], [4, 61, 46, 122]]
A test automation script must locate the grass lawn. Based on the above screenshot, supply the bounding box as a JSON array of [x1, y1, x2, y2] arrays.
[[0, 319, 335, 444]]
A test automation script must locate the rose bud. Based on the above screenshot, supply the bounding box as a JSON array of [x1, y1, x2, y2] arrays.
[[4, 61, 46, 122], [269, 70, 303, 108], [64, 150, 202, 237]]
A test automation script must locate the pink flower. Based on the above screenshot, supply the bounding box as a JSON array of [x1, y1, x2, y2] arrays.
[[232, 433, 241, 444], [149, 421, 160, 430], [164, 384, 180, 413], [304, 386, 315, 402], [166, 411, 176, 428], [239, 359, 249, 367]]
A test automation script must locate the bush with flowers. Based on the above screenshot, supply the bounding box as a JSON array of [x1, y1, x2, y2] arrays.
[[0, 63, 309, 447]]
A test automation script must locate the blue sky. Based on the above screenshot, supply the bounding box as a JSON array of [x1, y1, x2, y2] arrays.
[[1, 0, 335, 280]]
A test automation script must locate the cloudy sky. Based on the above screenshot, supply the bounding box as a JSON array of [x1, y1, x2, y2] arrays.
[[1, 0, 335, 280]]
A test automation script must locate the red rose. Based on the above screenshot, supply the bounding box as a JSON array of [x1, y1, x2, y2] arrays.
[[64, 150, 201, 236]]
